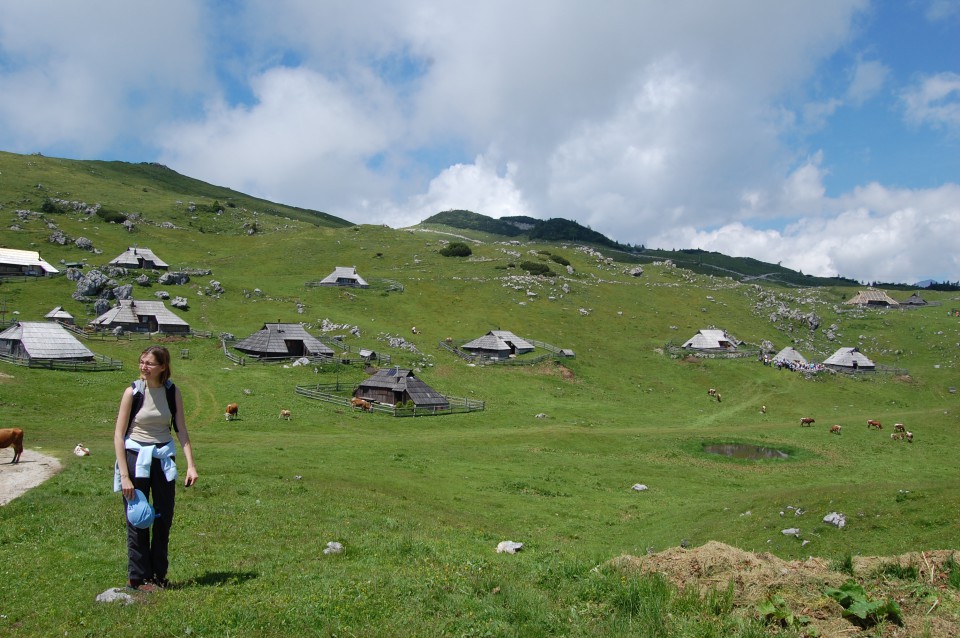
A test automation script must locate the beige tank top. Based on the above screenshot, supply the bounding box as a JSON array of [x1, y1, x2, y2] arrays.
[[129, 385, 173, 444]]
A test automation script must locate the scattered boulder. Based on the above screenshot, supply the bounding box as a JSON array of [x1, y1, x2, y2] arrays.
[[93, 298, 112, 316], [155, 290, 170, 300], [496, 541, 523, 554], [74, 237, 94, 251], [631, 484, 649, 492], [323, 541, 344, 555], [112, 284, 134, 300], [158, 272, 190, 285], [170, 296, 189, 309], [823, 512, 846, 528], [95, 588, 134, 605], [74, 269, 110, 297], [136, 274, 151, 286]]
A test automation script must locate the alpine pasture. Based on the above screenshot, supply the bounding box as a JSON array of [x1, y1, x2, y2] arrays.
[[1, 151, 958, 636]]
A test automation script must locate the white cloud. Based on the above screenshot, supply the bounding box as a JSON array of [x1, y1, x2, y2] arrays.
[[901, 72, 960, 133], [846, 58, 889, 106], [651, 183, 960, 283]]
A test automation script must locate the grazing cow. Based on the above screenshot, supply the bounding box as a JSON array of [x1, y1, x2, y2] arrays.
[[707, 388, 717, 396], [800, 417, 815, 426], [225, 403, 239, 421], [760, 405, 766, 414], [351, 397, 373, 411], [894, 423, 906, 433], [0, 428, 24, 463], [411, 326, 418, 334], [279, 409, 292, 420], [715, 392, 722, 403], [830, 424, 842, 435], [867, 419, 882, 430], [73, 443, 91, 456], [906, 431, 913, 443]]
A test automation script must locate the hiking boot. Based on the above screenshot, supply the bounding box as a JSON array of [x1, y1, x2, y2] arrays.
[[127, 579, 159, 593]]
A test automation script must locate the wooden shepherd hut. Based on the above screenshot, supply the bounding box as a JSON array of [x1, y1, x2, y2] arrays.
[[318, 266, 369, 288], [773, 346, 807, 366], [460, 330, 535, 360], [0, 247, 59, 276], [681, 329, 739, 351], [354, 367, 449, 409], [0, 321, 95, 362], [823, 347, 875, 372], [844, 289, 899, 307], [901, 292, 927, 307], [45, 306, 75, 325], [108, 247, 170, 270], [233, 323, 334, 359], [91, 299, 190, 334]]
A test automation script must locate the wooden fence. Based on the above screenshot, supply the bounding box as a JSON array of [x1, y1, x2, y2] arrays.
[[294, 382, 485, 416], [0, 352, 123, 371]]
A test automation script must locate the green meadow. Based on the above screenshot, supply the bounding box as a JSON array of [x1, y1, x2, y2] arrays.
[[1, 151, 958, 636]]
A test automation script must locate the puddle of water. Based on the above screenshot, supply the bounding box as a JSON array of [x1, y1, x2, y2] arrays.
[[703, 443, 789, 460]]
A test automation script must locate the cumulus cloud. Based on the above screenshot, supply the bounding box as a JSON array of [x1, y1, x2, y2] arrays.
[[901, 72, 960, 133], [0, 0, 956, 282], [652, 183, 960, 283]]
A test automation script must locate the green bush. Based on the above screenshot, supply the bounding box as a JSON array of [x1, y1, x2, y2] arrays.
[[96, 207, 128, 224], [519, 260, 552, 276], [440, 242, 472, 257], [549, 254, 571, 267]]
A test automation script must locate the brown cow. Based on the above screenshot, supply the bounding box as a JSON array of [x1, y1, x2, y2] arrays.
[[894, 423, 906, 433], [351, 397, 372, 411], [225, 403, 239, 421], [279, 409, 292, 420], [0, 428, 24, 463], [867, 419, 882, 430], [830, 424, 842, 435], [800, 417, 815, 426]]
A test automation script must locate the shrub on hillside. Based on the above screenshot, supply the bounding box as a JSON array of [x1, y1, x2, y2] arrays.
[[549, 254, 571, 267], [520, 260, 553, 276], [440, 242, 472, 257], [96, 208, 128, 224]]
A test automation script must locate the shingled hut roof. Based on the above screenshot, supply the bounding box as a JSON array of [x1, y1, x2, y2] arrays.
[[234, 323, 334, 358], [45, 306, 75, 323], [0, 321, 94, 360], [0, 247, 59, 275], [355, 367, 449, 408], [108, 247, 170, 270], [901, 292, 927, 306], [461, 330, 535, 358], [844, 289, 899, 307], [823, 347, 875, 370], [773, 346, 808, 365], [318, 266, 369, 288], [681, 329, 739, 350], [91, 299, 189, 333]]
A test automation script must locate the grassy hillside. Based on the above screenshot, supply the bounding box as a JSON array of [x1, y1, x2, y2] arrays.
[[2, 157, 959, 636], [421, 209, 870, 288], [0, 150, 353, 232]]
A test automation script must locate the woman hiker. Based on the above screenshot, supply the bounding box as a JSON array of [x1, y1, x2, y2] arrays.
[[113, 345, 198, 591]]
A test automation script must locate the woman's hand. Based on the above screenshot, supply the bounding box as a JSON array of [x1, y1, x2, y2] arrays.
[[184, 467, 198, 487], [120, 476, 135, 501]]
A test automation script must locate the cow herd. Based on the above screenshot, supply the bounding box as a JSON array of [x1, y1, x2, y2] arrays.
[[704, 387, 916, 445]]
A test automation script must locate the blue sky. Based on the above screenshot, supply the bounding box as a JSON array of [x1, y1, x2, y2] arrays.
[[1, 0, 958, 284]]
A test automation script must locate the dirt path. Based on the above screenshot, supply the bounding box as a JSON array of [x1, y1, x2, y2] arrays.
[[0, 450, 63, 506]]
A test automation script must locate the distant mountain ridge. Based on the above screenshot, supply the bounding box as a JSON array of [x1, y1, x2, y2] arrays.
[[420, 209, 873, 288]]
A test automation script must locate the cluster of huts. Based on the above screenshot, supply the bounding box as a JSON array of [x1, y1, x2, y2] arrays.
[[679, 328, 878, 372], [1, 245, 922, 395], [1, 247, 519, 410]]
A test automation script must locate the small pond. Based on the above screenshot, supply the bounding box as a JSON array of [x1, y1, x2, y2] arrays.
[[703, 443, 789, 460]]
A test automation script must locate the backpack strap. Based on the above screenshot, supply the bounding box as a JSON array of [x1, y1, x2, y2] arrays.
[[125, 379, 179, 438]]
